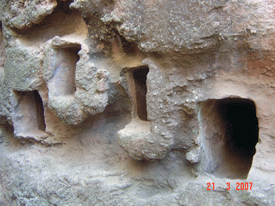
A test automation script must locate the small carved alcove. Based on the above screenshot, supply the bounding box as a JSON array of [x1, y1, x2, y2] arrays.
[[48, 45, 80, 97], [122, 66, 149, 121], [13, 90, 47, 139]]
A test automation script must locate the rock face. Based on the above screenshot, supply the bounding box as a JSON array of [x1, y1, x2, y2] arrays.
[[1, 0, 275, 205]]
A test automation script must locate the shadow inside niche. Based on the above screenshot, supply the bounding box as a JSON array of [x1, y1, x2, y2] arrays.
[[133, 67, 149, 121], [56, 0, 74, 14]]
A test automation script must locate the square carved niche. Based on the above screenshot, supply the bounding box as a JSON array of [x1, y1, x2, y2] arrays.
[[13, 90, 47, 139], [48, 45, 80, 97]]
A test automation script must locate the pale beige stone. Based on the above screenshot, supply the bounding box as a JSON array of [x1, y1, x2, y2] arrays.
[[0, 0, 275, 205]]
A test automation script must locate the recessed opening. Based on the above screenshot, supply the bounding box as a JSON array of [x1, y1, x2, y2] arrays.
[[132, 67, 149, 121], [199, 98, 259, 179], [12, 1, 88, 47], [49, 46, 80, 97], [14, 90, 46, 135]]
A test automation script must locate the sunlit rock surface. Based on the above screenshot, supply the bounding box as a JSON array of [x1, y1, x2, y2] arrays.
[[1, 0, 275, 205]]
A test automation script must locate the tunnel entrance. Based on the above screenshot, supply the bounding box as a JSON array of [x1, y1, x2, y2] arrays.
[[132, 67, 149, 121], [200, 98, 259, 179]]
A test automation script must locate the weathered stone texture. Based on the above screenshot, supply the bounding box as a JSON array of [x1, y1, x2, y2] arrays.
[[3, 0, 57, 29], [0, 0, 275, 205]]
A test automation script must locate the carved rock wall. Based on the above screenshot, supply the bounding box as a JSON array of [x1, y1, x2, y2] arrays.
[[0, 0, 275, 205]]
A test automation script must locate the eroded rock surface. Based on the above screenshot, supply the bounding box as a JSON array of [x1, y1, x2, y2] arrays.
[[1, 0, 275, 205]]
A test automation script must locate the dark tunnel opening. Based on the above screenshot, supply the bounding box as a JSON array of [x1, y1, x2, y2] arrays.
[[218, 98, 259, 158], [200, 98, 259, 179]]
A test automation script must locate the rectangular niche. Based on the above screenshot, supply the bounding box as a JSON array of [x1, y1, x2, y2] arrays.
[[13, 90, 46, 137], [128, 66, 149, 121], [49, 45, 80, 97], [199, 98, 259, 179]]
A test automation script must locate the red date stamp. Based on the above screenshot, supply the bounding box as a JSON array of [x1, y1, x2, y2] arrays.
[[207, 182, 253, 190]]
